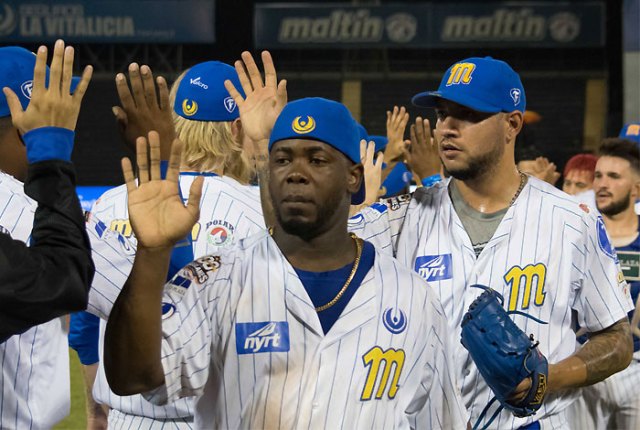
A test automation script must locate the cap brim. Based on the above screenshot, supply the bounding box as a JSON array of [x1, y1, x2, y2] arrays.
[[411, 91, 441, 108], [412, 90, 503, 113]]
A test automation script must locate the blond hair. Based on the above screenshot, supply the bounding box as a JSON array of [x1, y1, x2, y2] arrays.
[[169, 70, 253, 184]]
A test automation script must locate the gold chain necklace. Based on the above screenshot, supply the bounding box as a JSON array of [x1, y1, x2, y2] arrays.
[[267, 229, 363, 312], [315, 233, 362, 312], [510, 171, 527, 207]]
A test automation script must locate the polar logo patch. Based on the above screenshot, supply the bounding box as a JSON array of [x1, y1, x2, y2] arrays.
[[236, 321, 290, 354], [415, 254, 453, 281]]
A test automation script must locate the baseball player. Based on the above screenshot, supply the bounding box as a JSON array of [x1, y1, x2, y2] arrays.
[[102, 92, 468, 429], [0, 41, 93, 428], [570, 138, 640, 429], [348, 57, 634, 429], [76, 60, 266, 429], [561, 153, 598, 196]]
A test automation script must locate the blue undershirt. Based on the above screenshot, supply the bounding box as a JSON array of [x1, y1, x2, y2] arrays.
[[294, 240, 375, 334]]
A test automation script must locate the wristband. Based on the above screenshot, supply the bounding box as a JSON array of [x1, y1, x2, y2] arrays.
[[23, 127, 74, 163], [421, 174, 442, 188]]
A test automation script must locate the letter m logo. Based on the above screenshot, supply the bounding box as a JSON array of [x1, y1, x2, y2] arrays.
[[446, 62, 476, 86], [361, 346, 405, 400]]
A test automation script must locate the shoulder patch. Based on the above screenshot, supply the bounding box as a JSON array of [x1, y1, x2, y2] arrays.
[[596, 217, 617, 260]]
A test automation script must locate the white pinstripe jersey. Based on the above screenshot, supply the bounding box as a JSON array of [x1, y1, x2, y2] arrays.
[[348, 176, 634, 430], [0, 171, 70, 429], [142, 231, 468, 430], [87, 174, 265, 421]]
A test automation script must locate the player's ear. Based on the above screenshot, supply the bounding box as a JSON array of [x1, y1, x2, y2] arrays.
[[230, 118, 243, 146], [505, 111, 524, 141], [347, 162, 364, 197]]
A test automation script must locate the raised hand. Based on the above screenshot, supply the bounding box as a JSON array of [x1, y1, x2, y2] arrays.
[[360, 139, 385, 204], [405, 117, 441, 181], [384, 106, 410, 162], [113, 63, 175, 159], [529, 156, 561, 185], [224, 51, 287, 143], [122, 131, 203, 250], [3, 39, 92, 133]]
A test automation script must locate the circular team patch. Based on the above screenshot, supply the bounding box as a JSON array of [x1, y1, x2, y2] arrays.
[[383, 308, 407, 334], [207, 225, 233, 247], [161, 302, 176, 320]]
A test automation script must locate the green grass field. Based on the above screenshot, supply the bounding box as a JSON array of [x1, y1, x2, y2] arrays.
[[54, 349, 87, 430]]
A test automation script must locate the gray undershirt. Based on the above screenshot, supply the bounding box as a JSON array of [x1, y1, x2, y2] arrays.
[[449, 181, 508, 257]]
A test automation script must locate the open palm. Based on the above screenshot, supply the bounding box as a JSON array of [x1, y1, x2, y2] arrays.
[[122, 132, 203, 249], [224, 51, 287, 142]]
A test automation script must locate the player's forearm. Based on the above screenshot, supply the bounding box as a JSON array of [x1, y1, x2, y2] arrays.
[[104, 246, 171, 395], [548, 318, 633, 393]]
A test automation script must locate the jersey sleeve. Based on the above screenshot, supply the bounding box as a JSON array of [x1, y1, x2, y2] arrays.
[[0, 160, 94, 341], [406, 290, 469, 429], [68, 311, 100, 365], [143, 253, 235, 405], [348, 194, 412, 256], [85, 216, 135, 320], [572, 213, 634, 332]]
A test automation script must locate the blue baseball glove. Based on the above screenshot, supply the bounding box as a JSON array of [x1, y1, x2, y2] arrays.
[[461, 286, 548, 429]]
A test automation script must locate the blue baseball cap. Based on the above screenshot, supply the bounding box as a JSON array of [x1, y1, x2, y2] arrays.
[[369, 135, 388, 153], [619, 123, 640, 144], [0, 46, 81, 118], [356, 123, 369, 143], [174, 61, 244, 121], [382, 162, 412, 198], [269, 97, 365, 204], [412, 57, 526, 114]]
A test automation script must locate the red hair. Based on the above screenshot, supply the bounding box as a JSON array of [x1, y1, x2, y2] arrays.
[[563, 153, 598, 178]]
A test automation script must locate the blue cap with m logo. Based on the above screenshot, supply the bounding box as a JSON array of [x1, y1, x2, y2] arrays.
[[412, 57, 526, 114]]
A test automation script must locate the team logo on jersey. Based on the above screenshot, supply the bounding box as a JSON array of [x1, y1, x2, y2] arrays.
[[361, 346, 405, 400], [414, 254, 453, 281], [236, 321, 290, 354], [207, 226, 232, 247], [167, 274, 193, 296], [206, 220, 235, 247], [596, 217, 617, 260], [161, 302, 176, 319], [382, 308, 407, 334], [0, 225, 10, 236], [385, 194, 411, 211], [292, 116, 316, 134], [181, 99, 198, 116], [578, 203, 590, 214], [184, 255, 221, 284], [223, 96, 236, 113]]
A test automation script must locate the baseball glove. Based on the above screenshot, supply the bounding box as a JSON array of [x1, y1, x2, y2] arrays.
[[461, 285, 548, 429]]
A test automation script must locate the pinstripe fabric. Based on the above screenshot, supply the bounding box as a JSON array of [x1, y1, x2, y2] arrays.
[[87, 174, 265, 426], [350, 176, 634, 429], [568, 220, 640, 430], [143, 231, 468, 429], [0, 171, 70, 429]]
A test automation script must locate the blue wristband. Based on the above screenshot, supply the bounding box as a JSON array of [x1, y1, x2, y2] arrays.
[[23, 127, 74, 163], [421, 174, 442, 188]]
